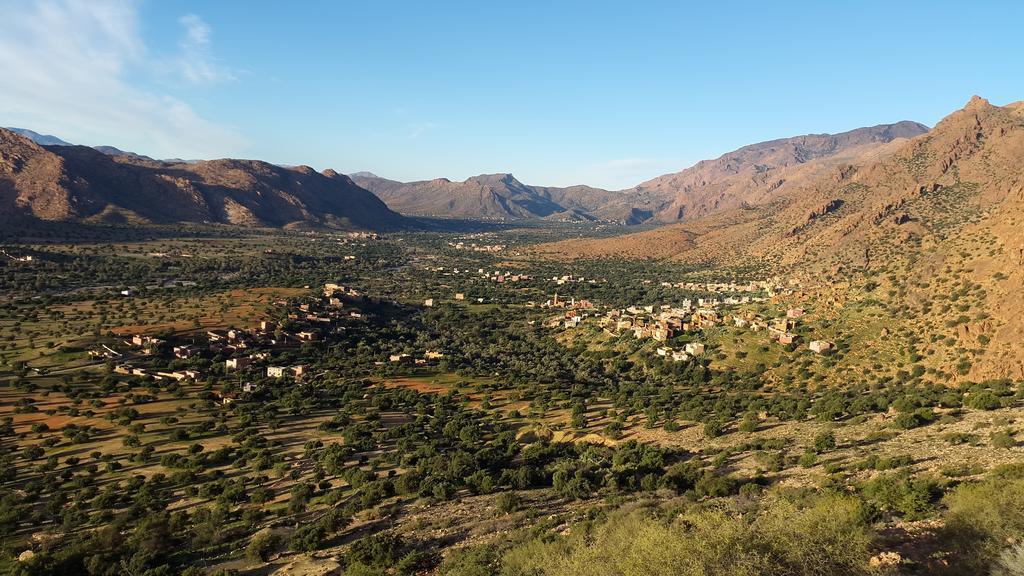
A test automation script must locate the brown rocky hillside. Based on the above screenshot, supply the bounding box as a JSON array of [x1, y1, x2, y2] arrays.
[[0, 128, 410, 230], [354, 122, 926, 224], [352, 172, 644, 222], [631, 120, 929, 223], [538, 97, 1024, 381]]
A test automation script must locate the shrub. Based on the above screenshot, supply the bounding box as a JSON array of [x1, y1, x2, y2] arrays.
[[813, 431, 836, 453], [991, 431, 1017, 449], [290, 525, 326, 552], [738, 413, 759, 433], [439, 544, 501, 576], [498, 493, 875, 576], [798, 451, 817, 468], [347, 532, 403, 568], [966, 391, 1001, 411], [246, 531, 281, 562], [860, 474, 939, 520], [943, 479, 1024, 574], [703, 419, 724, 438], [496, 491, 521, 514], [894, 408, 936, 429], [754, 451, 785, 473]]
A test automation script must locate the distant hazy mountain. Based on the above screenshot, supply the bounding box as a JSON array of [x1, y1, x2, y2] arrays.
[[91, 145, 157, 162], [0, 128, 411, 231], [351, 172, 646, 223], [4, 127, 73, 147]]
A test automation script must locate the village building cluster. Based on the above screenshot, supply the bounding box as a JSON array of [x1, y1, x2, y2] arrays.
[[548, 282, 835, 363], [448, 241, 505, 252], [386, 350, 445, 367], [552, 274, 598, 286], [95, 282, 373, 386], [480, 269, 531, 283], [657, 278, 792, 297], [1, 249, 34, 262]]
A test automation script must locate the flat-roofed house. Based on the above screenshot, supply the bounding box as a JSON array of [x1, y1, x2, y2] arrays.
[[809, 340, 834, 353]]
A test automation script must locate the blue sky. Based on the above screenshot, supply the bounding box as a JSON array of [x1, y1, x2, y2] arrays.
[[1, 0, 1022, 189]]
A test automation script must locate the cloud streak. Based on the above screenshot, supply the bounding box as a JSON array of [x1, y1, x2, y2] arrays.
[[176, 13, 238, 84], [406, 121, 438, 139], [0, 0, 245, 159]]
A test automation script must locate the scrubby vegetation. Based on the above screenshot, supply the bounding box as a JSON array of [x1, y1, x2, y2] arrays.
[[1, 226, 1023, 575]]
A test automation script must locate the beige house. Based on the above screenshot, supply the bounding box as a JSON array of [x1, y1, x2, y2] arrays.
[[809, 340, 834, 353], [226, 357, 251, 371]]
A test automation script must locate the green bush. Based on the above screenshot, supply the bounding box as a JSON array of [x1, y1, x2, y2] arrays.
[[894, 408, 936, 429], [439, 544, 501, 576], [991, 431, 1017, 449], [738, 413, 759, 433], [943, 479, 1024, 574], [347, 532, 403, 568], [966, 391, 1001, 411], [246, 531, 281, 562], [813, 431, 836, 453], [860, 474, 939, 520], [496, 493, 875, 576], [703, 419, 724, 438], [496, 491, 521, 514], [798, 451, 817, 468]]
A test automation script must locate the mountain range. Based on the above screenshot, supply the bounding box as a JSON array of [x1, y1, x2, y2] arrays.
[[0, 128, 409, 230], [352, 122, 929, 224], [3, 118, 931, 230], [351, 171, 645, 223]]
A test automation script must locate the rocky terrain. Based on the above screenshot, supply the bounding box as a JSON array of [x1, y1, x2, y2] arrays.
[[353, 122, 927, 224], [629, 121, 929, 223], [538, 97, 1024, 382], [0, 128, 410, 230], [351, 172, 644, 222], [3, 118, 931, 230]]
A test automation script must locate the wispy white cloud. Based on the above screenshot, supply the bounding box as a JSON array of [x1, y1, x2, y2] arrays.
[[0, 0, 245, 158], [407, 121, 438, 139], [176, 13, 238, 84]]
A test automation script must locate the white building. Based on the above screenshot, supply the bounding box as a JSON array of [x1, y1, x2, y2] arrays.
[[809, 340, 834, 354], [684, 342, 706, 356]]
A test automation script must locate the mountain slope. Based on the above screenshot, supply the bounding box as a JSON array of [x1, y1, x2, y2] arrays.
[[4, 127, 73, 146], [0, 128, 410, 230], [538, 97, 1024, 380], [354, 121, 927, 224], [631, 120, 930, 223], [537, 100, 1017, 268], [352, 172, 638, 222]]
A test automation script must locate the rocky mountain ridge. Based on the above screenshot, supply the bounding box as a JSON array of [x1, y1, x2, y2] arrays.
[[0, 128, 409, 230]]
